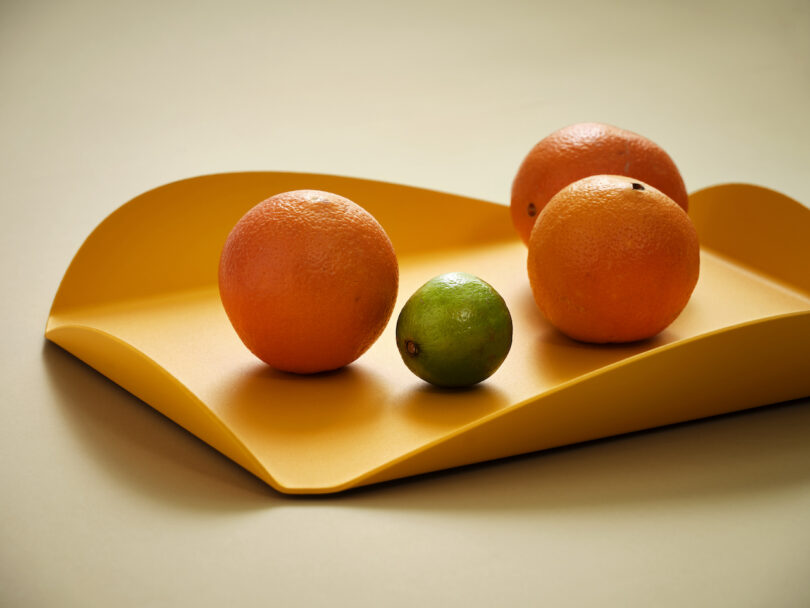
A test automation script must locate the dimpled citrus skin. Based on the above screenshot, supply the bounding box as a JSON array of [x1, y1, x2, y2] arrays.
[[527, 175, 699, 344], [511, 122, 688, 245], [396, 272, 512, 387], [218, 190, 399, 374]]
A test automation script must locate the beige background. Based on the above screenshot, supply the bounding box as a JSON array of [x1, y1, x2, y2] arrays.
[[2, 0, 809, 606]]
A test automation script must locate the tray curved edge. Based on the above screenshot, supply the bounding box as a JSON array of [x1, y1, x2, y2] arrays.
[[46, 171, 517, 319], [349, 310, 810, 493], [688, 182, 810, 295], [44, 321, 282, 491], [48, 309, 810, 494], [43, 175, 810, 494]]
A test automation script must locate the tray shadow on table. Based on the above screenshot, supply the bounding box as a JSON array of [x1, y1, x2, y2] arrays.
[[43, 340, 810, 513]]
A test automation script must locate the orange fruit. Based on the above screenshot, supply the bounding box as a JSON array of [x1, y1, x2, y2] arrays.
[[511, 122, 688, 244], [218, 190, 399, 373], [527, 175, 699, 343]]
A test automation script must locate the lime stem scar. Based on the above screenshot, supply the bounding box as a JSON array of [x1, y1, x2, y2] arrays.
[[405, 340, 419, 356]]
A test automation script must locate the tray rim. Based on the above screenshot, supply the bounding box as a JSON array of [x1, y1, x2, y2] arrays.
[[46, 171, 518, 319], [44, 172, 810, 493], [45, 309, 810, 493]]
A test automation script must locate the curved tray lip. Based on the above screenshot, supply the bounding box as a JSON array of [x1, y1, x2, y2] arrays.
[[686, 181, 810, 297], [47, 175, 810, 328], [687, 180, 810, 228], [44, 174, 810, 493], [125, 169, 505, 207], [45, 321, 279, 488], [45, 308, 810, 493], [46, 170, 516, 323]]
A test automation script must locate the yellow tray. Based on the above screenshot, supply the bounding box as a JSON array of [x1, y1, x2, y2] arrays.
[[45, 173, 810, 494]]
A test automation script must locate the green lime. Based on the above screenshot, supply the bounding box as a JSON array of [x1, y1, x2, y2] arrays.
[[395, 272, 513, 387]]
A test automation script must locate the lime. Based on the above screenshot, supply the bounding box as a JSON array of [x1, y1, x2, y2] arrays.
[[395, 272, 513, 387]]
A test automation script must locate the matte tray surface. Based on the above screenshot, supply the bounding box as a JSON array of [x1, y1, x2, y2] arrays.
[[46, 173, 810, 493]]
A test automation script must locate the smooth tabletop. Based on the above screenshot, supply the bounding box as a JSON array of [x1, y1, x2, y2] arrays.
[[2, 1, 809, 606]]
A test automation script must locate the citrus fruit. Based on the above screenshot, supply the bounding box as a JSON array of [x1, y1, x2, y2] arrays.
[[395, 272, 512, 387], [218, 189, 399, 374], [527, 175, 699, 343], [511, 122, 688, 244]]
